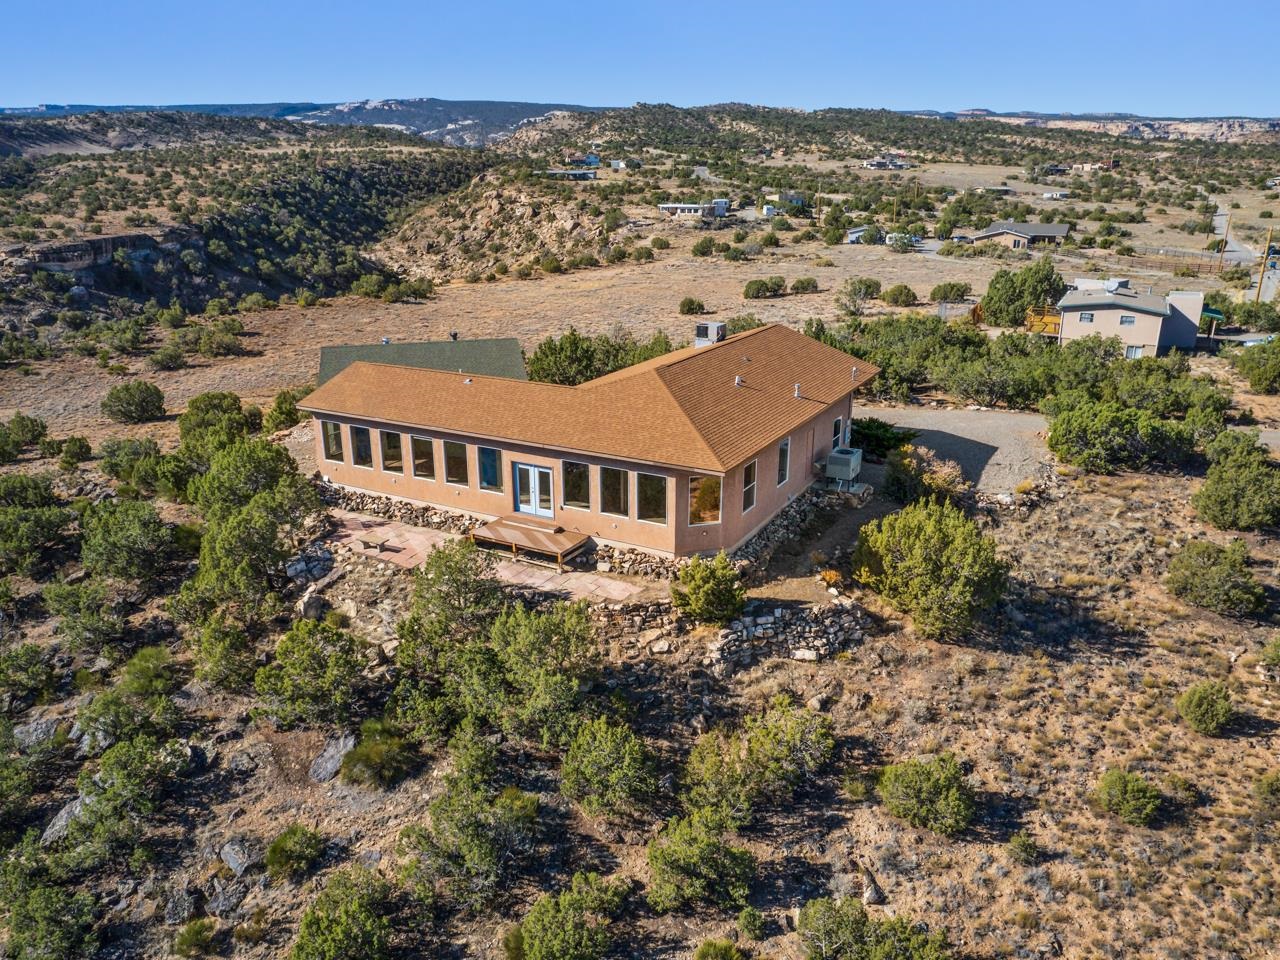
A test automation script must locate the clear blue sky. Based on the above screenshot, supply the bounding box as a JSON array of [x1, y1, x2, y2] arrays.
[[2, 0, 1271, 117]]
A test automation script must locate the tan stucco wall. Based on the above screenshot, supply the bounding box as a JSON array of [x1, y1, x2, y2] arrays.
[[313, 393, 854, 558], [1058, 306, 1164, 355]]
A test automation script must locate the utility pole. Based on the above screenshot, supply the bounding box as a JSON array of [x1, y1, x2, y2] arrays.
[[1217, 212, 1231, 272], [1256, 225, 1274, 305]]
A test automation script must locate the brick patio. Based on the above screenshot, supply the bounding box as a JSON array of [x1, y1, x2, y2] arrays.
[[328, 509, 647, 604]]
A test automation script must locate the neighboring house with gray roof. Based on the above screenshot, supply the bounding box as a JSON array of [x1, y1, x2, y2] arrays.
[[317, 338, 527, 386], [1056, 280, 1203, 358], [973, 221, 1072, 249]]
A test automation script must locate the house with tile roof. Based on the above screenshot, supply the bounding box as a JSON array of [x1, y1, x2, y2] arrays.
[[299, 324, 879, 559]]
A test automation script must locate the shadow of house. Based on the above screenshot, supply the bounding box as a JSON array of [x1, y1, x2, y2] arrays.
[[899, 428, 1001, 488]]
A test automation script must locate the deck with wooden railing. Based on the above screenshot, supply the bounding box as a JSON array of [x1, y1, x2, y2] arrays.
[[1025, 306, 1061, 336]]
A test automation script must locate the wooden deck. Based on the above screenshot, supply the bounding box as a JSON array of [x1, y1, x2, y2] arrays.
[[470, 515, 592, 572]]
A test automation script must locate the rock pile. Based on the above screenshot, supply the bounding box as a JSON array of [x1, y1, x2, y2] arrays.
[[730, 488, 851, 580], [318, 483, 479, 535]]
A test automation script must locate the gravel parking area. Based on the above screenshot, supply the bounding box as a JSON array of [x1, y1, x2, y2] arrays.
[[865, 405, 1051, 493]]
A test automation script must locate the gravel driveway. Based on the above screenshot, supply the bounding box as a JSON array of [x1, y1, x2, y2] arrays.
[[863, 405, 1050, 493]]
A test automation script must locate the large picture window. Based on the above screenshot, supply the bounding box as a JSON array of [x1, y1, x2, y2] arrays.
[[776, 437, 790, 486], [562, 461, 590, 509], [351, 426, 373, 468], [321, 421, 343, 462], [600, 466, 629, 517], [411, 437, 434, 479], [478, 447, 503, 491], [637, 473, 667, 524], [444, 441, 468, 485], [380, 431, 402, 473], [742, 460, 757, 513], [688, 475, 721, 525]]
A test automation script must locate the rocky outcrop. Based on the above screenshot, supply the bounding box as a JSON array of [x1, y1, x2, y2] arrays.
[[320, 483, 480, 535]]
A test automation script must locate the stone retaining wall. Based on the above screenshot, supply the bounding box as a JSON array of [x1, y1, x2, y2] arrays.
[[593, 596, 866, 675]]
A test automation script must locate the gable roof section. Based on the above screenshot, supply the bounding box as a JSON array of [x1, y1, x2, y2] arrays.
[[317, 338, 527, 386], [1057, 287, 1170, 317], [973, 220, 1072, 240], [300, 324, 878, 473]]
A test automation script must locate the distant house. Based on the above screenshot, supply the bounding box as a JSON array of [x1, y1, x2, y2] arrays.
[[1071, 162, 1106, 173], [658, 202, 713, 219], [760, 204, 779, 218], [863, 155, 913, 170], [765, 190, 805, 207], [1056, 280, 1203, 358], [1042, 191, 1070, 201], [972, 221, 1071, 249], [972, 186, 1013, 196], [543, 169, 597, 181], [566, 152, 601, 168], [710, 199, 731, 217], [1040, 163, 1070, 176], [609, 158, 642, 170], [845, 225, 870, 244], [318, 338, 528, 386], [300, 323, 880, 559]]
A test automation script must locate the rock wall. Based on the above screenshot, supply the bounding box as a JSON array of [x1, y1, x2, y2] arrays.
[[593, 596, 867, 676]]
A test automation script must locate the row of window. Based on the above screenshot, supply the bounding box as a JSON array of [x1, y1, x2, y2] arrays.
[[1077, 312, 1136, 326], [322, 421, 722, 527], [322, 417, 836, 526]]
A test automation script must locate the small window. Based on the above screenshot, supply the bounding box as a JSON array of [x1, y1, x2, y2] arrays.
[[444, 441, 468, 485], [832, 417, 844, 449], [600, 466, 629, 517], [380, 431, 402, 473], [478, 447, 503, 492], [411, 436, 435, 479], [688, 475, 721, 525], [1125, 345, 1144, 359], [637, 473, 667, 524], [351, 426, 373, 468], [742, 460, 757, 513], [1079, 311, 1094, 323], [562, 461, 590, 509], [777, 437, 790, 486], [1119, 314, 1136, 326], [321, 421, 343, 462]]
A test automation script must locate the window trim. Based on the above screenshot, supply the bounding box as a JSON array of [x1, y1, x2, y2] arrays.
[[636, 471, 668, 526], [561, 460, 591, 511], [599, 465, 630, 518], [443, 440, 469, 487], [410, 435, 435, 480], [688, 475, 722, 526], [832, 417, 844, 449], [321, 420, 344, 463], [379, 430, 403, 474], [349, 425, 374, 470], [1079, 311, 1094, 324], [777, 436, 790, 486], [742, 459, 758, 514], [477, 446, 504, 493], [1125, 345, 1144, 359], [1119, 314, 1136, 326]]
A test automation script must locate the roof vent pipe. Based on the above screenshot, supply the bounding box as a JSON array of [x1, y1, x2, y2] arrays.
[[381, 337, 390, 345], [794, 383, 801, 398], [735, 375, 744, 387]]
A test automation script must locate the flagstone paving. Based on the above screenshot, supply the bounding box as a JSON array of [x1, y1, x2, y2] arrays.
[[328, 509, 650, 603]]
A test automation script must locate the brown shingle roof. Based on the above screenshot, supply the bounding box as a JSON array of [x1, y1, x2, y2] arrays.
[[299, 324, 879, 473]]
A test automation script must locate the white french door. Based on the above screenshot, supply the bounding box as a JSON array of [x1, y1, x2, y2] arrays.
[[514, 463, 554, 518]]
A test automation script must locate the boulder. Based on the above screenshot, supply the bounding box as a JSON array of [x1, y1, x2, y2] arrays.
[[309, 731, 357, 783], [41, 796, 87, 846], [13, 717, 62, 752], [163, 887, 198, 925], [219, 838, 262, 878], [206, 880, 248, 917]]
